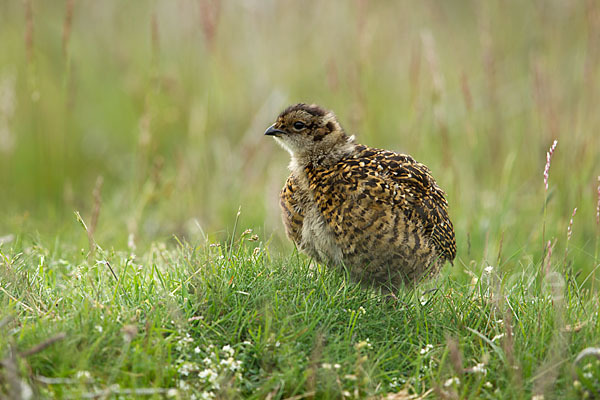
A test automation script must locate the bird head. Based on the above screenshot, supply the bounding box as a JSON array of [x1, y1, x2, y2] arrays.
[[264, 103, 353, 163]]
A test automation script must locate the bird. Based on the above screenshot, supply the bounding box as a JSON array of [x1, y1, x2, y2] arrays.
[[265, 103, 456, 291]]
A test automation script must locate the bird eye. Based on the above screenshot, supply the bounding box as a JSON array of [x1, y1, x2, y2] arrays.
[[293, 121, 306, 131]]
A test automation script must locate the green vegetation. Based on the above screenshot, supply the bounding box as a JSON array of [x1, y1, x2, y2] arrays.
[[1, 0, 599, 398]]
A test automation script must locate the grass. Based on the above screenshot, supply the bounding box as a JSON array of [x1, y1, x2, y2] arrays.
[[1, 227, 599, 399], [1, 0, 600, 398]]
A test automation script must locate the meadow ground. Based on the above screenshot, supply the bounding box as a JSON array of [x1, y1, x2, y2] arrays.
[[1, 0, 600, 398]]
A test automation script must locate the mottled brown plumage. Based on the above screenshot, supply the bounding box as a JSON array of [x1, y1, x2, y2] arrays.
[[265, 103, 456, 291]]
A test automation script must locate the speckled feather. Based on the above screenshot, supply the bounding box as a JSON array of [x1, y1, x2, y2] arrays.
[[268, 103, 456, 290]]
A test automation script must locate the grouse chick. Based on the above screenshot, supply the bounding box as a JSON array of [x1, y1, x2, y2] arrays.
[[265, 103, 456, 290]]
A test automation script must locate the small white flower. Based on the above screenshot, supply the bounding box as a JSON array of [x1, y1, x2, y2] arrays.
[[199, 368, 218, 386], [194, 346, 201, 354], [220, 357, 234, 367], [166, 388, 178, 397], [230, 359, 242, 371], [334, 363, 341, 369], [198, 368, 214, 380], [420, 344, 434, 355], [470, 363, 487, 374], [275, 341, 280, 347], [322, 363, 332, 370], [484, 266, 494, 274], [76, 370, 91, 380], [199, 392, 214, 400], [443, 377, 460, 387], [222, 344, 234, 356], [358, 306, 366, 315], [178, 380, 190, 390], [484, 381, 493, 389], [95, 325, 103, 333], [179, 362, 196, 377]]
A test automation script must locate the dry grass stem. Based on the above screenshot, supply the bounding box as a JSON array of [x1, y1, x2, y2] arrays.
[[19, 332, 66, 358], [62, 0, 74, 59]]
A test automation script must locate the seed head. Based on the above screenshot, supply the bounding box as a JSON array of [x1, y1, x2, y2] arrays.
[[567, 208, 577, 241], [543, 140, 558, 191], [596, 176, 600, 226]]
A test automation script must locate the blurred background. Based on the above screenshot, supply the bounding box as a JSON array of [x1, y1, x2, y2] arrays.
[[0, 0, 599, 275]]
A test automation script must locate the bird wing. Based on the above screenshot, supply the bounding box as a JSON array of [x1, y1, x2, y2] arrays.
[[306, 145, 456, 262], [279, 175, 304, 246]]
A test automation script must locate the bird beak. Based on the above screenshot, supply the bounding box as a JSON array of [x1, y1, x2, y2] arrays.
[[264, 124, 286, 136]]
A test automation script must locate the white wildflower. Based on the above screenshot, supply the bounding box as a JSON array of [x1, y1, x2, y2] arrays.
[[179, 362, 196, 377], [199, 392, 214, 400], [199, 368, 219, 388], [470, 362, 487, 374], [178, 380, 190, 390], [322, 363, 332, 370], [75, 370, 91, 380], [220, 357, 234, 367], [484, 266, 494, 274], [443, 377, 460, 387], [194, 346, 201, 354], [198, 368, 215, 380], [95, 325, 103, 333], [420, 344, 434, 355], [222, 345, 234, 356]]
